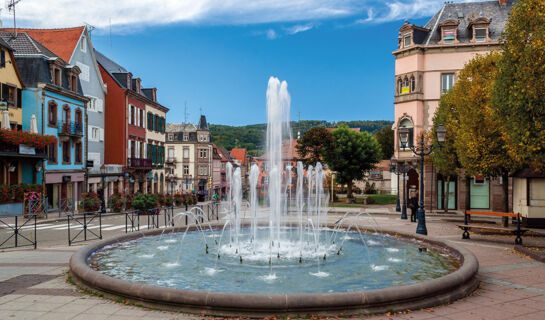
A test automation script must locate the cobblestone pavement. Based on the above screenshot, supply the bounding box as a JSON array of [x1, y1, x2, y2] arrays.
[[1, 209, 544, 320]]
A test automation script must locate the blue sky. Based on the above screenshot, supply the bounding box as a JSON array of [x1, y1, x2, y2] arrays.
[[3, 0, 447, 125]]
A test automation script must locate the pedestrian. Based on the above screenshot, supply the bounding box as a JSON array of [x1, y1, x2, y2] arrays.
[[409, 190, 418, 222]]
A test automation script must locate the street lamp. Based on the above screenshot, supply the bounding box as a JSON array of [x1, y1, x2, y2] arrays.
[[390, 158, 410, 219], [399, 124, 446, 235], [100, 164, 106, 213]]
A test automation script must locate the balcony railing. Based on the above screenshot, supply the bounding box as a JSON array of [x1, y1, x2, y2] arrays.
[[0, 142, 46, 158], [127, 157, 152, 169], [166, 156, 176, 163], [59, 121, 83, 137]]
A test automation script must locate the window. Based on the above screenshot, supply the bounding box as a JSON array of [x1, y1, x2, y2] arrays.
[[48, 101, 57, 127], [403, 33, 411, 47], [71, 75, 78, 92], [147, 112, 152, 129], [62, 140, 71, 164], [199, 166, 208, 176], [397, 78, 402, 94], [91, 127, 99, 141], [139, 109, 143, 127], [75, 142, 82, 164], [183, 148, 189, 159], [80, 36, 87, 52], [399, 118, 414, 149], [168, 133, 173, 141], [130, 105, 135, 125], [199, 149, 207, 158], [75, 109, 82, 126], [442, 29, 456, 44], [168, 148, 174, 159], [400, 77, 409, 94], [62, 105, 70, 125], [47, 142, 57, 164], [441, 73, 455, 94], [183, 134, 188, 141], [183, 165, 189, 175], [410, 76, 416, 92], [475, 28, 487, 42], [0, 50, 5, 68]]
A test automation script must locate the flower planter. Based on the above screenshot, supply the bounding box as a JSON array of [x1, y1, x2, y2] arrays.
[[0, 202, 24, 216]]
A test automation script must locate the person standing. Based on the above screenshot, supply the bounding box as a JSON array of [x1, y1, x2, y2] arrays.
[[409, 190, 418, 222]]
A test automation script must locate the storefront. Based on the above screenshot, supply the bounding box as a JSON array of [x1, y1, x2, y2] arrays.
[[45, 171, 85, 210]]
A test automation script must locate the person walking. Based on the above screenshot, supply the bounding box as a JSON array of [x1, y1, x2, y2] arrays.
[[409, 190, 418, 222]]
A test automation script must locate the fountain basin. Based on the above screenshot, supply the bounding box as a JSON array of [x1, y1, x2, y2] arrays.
[[70, 223, 478, 316]]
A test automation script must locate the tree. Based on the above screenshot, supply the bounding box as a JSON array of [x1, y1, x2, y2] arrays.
[[325, 126, 381, 202], [448, 53, 519, 221], [431, 90, 461, 213], [493, 0, 545, 173], [374, 125, 394, 160], [295, 127, 335, 167]]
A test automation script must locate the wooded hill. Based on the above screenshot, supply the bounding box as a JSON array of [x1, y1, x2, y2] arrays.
[[210, 120, 393, 156]]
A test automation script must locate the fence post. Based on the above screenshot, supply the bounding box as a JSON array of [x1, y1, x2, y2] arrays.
[[83, 213, 87, 241], [68, 215, 71, 246], [125, 211, 128, 233], [99, 211, 102, 239], [14, 216, 18, 248]]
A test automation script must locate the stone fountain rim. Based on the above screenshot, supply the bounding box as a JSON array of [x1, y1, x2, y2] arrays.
[[69, 222, 479, 316]]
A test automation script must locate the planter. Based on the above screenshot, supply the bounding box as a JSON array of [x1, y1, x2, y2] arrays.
[[0, 202, 24, 216]]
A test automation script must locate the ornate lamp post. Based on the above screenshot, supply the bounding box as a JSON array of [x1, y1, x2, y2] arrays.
[[390, 158, 410, 219], [399, 125, 446, 235]]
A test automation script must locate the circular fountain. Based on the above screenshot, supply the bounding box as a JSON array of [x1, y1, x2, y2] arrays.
[[70, 77, 478, 316]]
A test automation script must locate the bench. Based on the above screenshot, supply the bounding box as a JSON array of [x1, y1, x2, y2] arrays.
[[457, 210, 528, 245]]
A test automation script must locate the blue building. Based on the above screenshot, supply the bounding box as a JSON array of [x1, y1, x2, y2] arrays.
[[0, 31, 89, 210]]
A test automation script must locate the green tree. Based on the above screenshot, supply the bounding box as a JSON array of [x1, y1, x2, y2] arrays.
[[431, 91, 461, 213], [493, 0, 545, 172], [374, 125, 394, 160], [449, 53, 519, 220], [325, 126, 381, 202], [295, 127, 335, 167]]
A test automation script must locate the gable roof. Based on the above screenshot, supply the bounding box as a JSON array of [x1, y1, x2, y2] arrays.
[[0, 31, 61, 59], [166, 123, 197, 133], [0, 27, 85, 62], [230, 148, 247, 165]]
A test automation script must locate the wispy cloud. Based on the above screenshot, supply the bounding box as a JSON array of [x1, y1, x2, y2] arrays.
[[0, 0, 463, 32], [266, 29, 278, 39], [285, 23, 314, 35]]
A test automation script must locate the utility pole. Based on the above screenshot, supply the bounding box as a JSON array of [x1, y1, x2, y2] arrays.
[[7, 0, 22, 38]]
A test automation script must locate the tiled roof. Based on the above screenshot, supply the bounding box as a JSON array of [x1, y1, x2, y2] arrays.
[[422, 0, 513, 45], [1, 27, 85, 62], [0, 32, 60, 59], [0, 37, 13, 51], [166, 123, 197, 133], [230, 148, 247, 165]]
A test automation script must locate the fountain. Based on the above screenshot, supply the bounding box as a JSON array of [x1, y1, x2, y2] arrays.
[[70, 77, 479, 316]]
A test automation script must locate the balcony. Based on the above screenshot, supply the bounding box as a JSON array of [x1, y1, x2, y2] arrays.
[[166, 156, 176, 164], [59, 121, 83, 137], [0, 142, 46, 159], [127, 157, 152, 169]]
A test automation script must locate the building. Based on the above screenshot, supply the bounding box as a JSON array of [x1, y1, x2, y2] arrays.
[[513, 168, 545, 228], [216, 146, 235, 199], [6, 27, 108, 193], [95, 50, 168, 197], [1, 32, 89, 209], [166, 115, 213, 199], [230, 148, 250, 193], [392, 0, 513, 212], [212, 146, 222, 197]]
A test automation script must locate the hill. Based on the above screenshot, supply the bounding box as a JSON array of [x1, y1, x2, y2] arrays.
[[210, 120, 393, 157]]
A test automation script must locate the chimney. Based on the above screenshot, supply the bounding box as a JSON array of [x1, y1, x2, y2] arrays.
[[152, 88, 157, 102], [499, 0, 507, 5]]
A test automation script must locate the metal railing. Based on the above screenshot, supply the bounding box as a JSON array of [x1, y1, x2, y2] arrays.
[[67, 211, 102, 246], [59, 121, 83, 136], [127, 157, 152, 169], [0, 215, 37, 249]]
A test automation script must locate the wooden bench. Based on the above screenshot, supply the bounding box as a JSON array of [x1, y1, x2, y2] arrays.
[[457, 210, 528, 245]]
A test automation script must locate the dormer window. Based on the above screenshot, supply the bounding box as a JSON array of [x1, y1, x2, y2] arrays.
[[403, 33, 412, 47], [442, 29, 456, 44], [71, 75, 78, 92], [439, 20, 459, 45], [475, 28, 487, 42], [54, 68, 61, 86]]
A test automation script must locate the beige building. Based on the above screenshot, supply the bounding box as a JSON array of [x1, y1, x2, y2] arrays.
[[145, 100, 168, 194], [166, 115, 213, 199], [392, 0, 513, 212], [513, 168, 545, 227]]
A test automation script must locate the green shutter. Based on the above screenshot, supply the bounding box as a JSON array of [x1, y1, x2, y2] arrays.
[[147, 143, 151, 159], [152, 145, 156, 163]]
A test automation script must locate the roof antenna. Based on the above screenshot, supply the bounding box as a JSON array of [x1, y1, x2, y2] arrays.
[[7, 0, 22, 38]]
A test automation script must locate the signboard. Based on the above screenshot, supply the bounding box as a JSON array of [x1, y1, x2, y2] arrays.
[[19, 144, 36, 155], [0, 101, 7, 110], [401, 86, 410, 94], [86, 160, 94, 168], [62, 175, 72, 183]]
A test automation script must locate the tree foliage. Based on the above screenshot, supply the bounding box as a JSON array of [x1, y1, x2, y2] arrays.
[[493, 0, 545, 172], [295, 127, 334, 167], [374, 125, 394, 160], [450, 52, 518, 178], [325, 126, 382, 201], [209, 120, 393, 157], [431, 90, 460, 179]]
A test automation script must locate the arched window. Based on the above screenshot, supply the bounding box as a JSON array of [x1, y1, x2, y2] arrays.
[[410, 76, 416, 92], [397, 78, 402, 94], [399, 118, 414, 149], [400, 77, 410, 94]]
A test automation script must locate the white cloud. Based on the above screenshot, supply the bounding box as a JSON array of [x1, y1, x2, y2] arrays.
[[266, 29, 277, 39], [285, 23, 314, 35], [0, 0, 471, 32]]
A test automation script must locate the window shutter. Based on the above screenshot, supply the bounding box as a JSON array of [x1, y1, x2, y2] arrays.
[[98, 99, 103, 112], [88, 126, 93, 139], [99, 128, 104, 141], [17, 88, 22, 108]]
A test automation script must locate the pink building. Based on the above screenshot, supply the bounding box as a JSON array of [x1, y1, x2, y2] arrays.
[[392, 0, 513, 212]]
